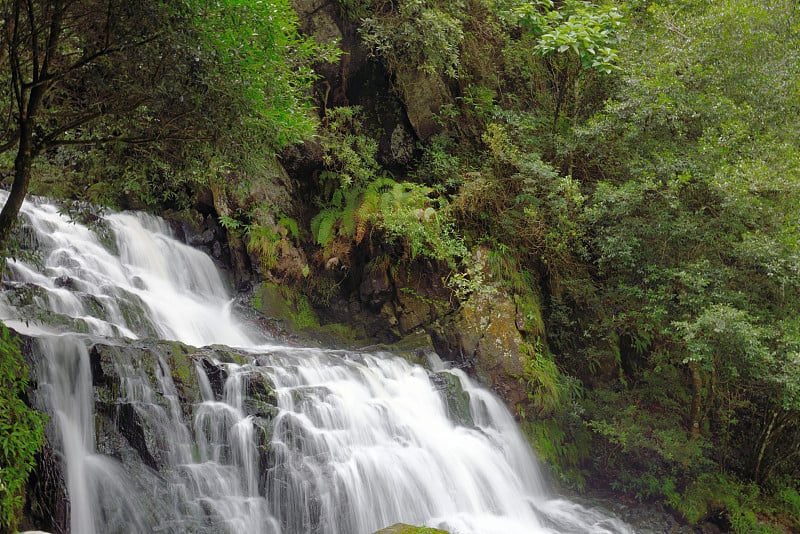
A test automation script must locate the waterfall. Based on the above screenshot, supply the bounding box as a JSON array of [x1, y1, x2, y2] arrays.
[[1, 192, 634, 534]]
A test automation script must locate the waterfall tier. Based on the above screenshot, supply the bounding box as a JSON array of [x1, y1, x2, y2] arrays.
[[2, 192, 633, 533]]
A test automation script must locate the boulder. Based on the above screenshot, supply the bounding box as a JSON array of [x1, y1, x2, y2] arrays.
[[428, 250, 528, 407], [373, 524, 450, 534], [394, 67, 452, 141]]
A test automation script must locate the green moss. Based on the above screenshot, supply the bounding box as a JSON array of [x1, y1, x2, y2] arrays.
[[290, 294, 318, 330], [373, 524, 449, 534], [433, 371, 472, 427], [162, 342, 194, 387], [253, 282, 320, 333]]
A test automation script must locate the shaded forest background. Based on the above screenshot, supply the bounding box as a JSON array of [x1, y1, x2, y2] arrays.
[[1, 0, 799, 532]]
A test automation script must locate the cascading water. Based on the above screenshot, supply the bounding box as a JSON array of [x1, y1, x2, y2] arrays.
[[1, 191, 634, 534]]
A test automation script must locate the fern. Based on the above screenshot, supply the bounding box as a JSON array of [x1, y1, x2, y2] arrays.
[[311, 209, 339, 247], [277, 214, 300, 240], [354, 188, 382, 243], [338, 187, 363, 239], [246, 225, 281, 270], [367, 174, 398, 194]]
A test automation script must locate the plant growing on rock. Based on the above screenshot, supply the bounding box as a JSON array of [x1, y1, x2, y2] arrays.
[[0, 323, 45, 532]]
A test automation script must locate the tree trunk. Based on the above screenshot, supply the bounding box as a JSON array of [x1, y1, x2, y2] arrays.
[[0, 117, 34, 258], [753, 410, 777, 483], [0, 0, 66, 261], [689, 359, 703, 440]]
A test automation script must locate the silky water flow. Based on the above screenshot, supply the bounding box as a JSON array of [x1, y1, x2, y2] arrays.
[[0, 192, 634, 534]]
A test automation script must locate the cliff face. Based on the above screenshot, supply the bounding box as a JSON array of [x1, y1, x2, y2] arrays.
[[214, 0, 533, 409]]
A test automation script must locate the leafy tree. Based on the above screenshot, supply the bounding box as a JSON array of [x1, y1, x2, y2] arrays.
[[576, 0, 800, 510], [0, 0, 338, 253], [0, 0, 192, 248]]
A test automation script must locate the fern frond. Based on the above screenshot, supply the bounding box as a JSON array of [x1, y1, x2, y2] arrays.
[[354, 188, 383, 244], [366, 175, 398, 195], [277, 214, 300, 240], [311, 209, 339, 247], [340, 199, 358, 238]]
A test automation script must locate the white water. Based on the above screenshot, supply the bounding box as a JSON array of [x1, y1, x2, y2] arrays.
[[1, 192, 634, 534]]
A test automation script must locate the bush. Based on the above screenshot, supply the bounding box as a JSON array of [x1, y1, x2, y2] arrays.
[[0, 323, 45, 532]]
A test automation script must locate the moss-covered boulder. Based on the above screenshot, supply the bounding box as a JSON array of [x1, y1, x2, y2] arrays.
[[428, 250, 529, 407], [373, 524, 449, 534], [394, 67, 452, 141]]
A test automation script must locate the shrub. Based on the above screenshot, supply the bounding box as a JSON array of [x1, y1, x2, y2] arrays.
[[0, 323, 46, 532]]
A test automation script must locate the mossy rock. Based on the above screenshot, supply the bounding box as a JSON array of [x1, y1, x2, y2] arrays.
[[253, 282, 320, 333], [373, 524, 449, 534], [362, 330, 436, 367], [429, 285, 528, 407], [431, 371, 473, 428]]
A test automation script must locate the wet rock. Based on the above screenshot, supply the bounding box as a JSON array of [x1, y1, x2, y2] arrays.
[[430, 371, 473, 427], [21, 444, 68, 534], [360, 265, 393, 311], [393, 261, 452, 335], [53, 276, 74, 290], [200, 357, 227, 399], [384, 123, 416, 166], [188, 227, 215, 247], [117, 403, 159, 470], [241, 370, 279, 419], [428, 251, 527, 406], [373, 524, 449, 534]]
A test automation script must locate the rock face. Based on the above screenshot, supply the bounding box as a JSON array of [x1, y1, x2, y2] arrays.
[[428, 248, 529, 407], [394, 67, 452, 141], [430, 286, 527, 406]]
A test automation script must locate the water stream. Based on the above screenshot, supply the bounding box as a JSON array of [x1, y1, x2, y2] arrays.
[[1, 192, 634, 533]]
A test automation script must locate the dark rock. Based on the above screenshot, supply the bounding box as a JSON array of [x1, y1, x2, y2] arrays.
[[200, 357, 227, 399], [359, 265, 393, 311], [381, 123, 416, 166], [394, 67, 452, 141], [430, 371, 473, 427], [21, 443, 68, 534], [130, 275, 146, 290], [53, 276, 74, 290], [117, 403, 159, 470], [188, 227, 215, 246]]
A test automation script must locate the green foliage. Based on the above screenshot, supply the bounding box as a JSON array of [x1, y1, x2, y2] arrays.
[[361, 0, 465, 77], [413, 134, 462, 193], [523, 417, 588, 490], [0, 323, 45, 532], [775, 483, 800, 527], [669, 473, 782, 533], [513, 0, 624, 74], [319, 107, 381, 190], [556, 6, 800, 522], [378, 181, 467, 264], [519, 339, 562, 415], [312, 173, 467, 267], [190, 0, 340, 152], [312, 106, 467, 268]]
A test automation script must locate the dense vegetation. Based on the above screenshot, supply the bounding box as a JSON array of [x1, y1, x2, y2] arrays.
[[2, 0, 799, 531], [0, 326, 45, 532]]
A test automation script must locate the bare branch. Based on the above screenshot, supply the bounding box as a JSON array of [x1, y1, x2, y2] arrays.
[[0, 130, 20, 153]]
